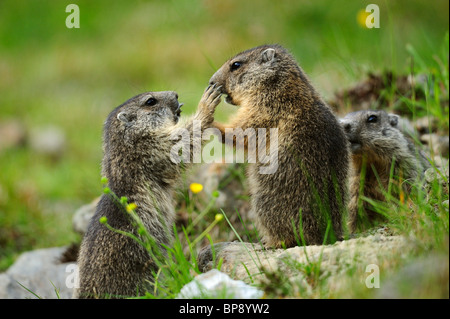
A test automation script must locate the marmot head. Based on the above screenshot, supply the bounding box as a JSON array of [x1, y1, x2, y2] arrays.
[[100, 91, 183, 191], [106, 91, 183, 139], [209, 44, 312, 108], [340, 110, 402, 157]]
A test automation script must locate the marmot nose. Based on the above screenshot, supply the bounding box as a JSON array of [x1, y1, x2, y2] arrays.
[[339, 119, 352, 132], [343, 123, 352, 132], [209, 71, 220, 86]]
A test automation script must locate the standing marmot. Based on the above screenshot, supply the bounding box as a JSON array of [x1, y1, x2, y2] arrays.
[[340, 110, 430, 232], [74, 86, 222, 298], [208, 44, 349, 247]]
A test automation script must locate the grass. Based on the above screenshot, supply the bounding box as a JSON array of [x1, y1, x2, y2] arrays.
[[0, 0, 448, 298]]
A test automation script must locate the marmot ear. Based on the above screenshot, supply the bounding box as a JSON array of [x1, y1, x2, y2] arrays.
[[388, 114, 399, 127], [117, 111, 133, 125], [261, 48, 276, 63]]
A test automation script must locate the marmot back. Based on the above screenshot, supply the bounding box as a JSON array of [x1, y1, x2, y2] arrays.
[[340, 109, 430, 232], [209, 44, 350, 247]]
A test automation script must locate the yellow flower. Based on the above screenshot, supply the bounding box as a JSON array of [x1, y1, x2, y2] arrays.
[[126, 203, 137, 213], [357, 9, 370, 28], [215, 214, 224, 222], [190, 183, 203, 194]]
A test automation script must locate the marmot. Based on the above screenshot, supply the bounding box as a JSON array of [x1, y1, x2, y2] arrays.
[[208, 44, 350, 247], [340, 110, 430, 232], [74, 86, 222, 298]]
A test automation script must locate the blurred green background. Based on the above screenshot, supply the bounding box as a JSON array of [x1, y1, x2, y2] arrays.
[[0, 0, 448, 270]]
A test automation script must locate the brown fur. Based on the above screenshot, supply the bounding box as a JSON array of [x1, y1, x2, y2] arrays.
[[209, 44, 349, 247], [74, 87, 221, 298], [340, 110, 430, 232]]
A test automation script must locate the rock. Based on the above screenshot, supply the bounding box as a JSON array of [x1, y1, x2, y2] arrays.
[[424, 166, 449, 185], [72, 197, 100, 235], [176, 269, 263, 299], [414, 116, 439, 134], [0, 119, 26, 152], [432, 156, 449, 169], [29, 125, 66, 159], [376, 253, 449, 299], [420, 133, 449, 157], [0, 247, 75, 299], [198, 235, 412, 291]]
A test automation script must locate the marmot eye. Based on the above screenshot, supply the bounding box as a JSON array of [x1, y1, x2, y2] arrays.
[[145, 97, 157, 106], [230, 61, 242, 71], [367, 115, 378, 123]]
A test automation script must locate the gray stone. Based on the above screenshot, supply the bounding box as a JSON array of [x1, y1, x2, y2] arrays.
[[0, 247, 74, 299], [414, 116, 439, 134], [424, 166, 449, 185], [376, 254, 449, 299], [29, 125, 66, 159], [432, 156, 449, 169], [72, 197, 100, 234], [420, 133, 449, 157], [198, 235, 412, 292]]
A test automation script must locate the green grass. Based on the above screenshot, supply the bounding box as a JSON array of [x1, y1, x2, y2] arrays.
[[0, 0, 448, 298]]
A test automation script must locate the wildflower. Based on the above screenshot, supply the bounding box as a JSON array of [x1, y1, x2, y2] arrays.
[[191, 213, 225, 247], [101, 176, 108, 184], [126, 203, 137, 213], [99, 216, 108, 224], [357, 9, 370, 28], [103, 187, 111, 194], [190, 183, 203, 194]]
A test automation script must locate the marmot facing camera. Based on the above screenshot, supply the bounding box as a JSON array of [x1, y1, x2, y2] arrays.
[[340, 109, 430, 232]]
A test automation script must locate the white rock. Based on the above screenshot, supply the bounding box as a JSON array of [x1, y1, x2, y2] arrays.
[[176, 269, 263, 299]]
